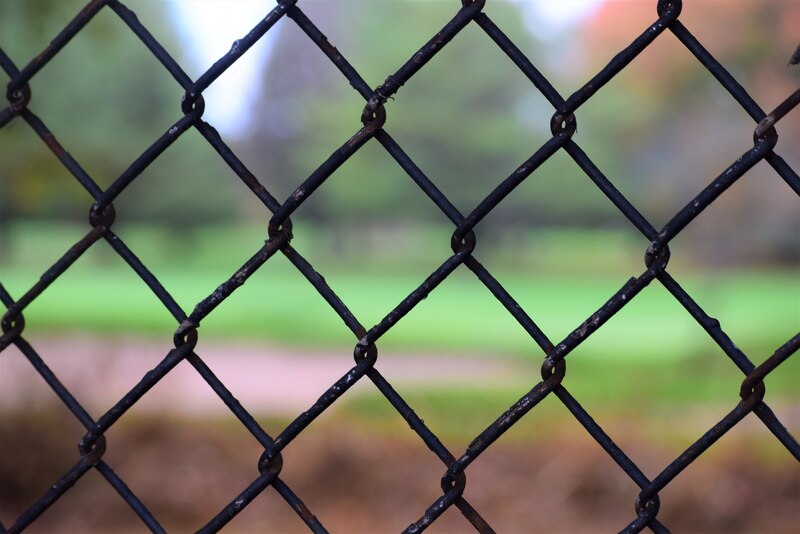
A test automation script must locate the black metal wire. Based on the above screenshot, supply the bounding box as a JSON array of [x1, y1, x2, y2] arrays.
[[1, 0, 798, 532]]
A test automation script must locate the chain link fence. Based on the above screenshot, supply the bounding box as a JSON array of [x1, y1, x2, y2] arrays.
[[1, 0, 799, 532]]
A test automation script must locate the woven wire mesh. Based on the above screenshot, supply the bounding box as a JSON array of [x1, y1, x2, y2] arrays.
[[1, 0, 799, 532]]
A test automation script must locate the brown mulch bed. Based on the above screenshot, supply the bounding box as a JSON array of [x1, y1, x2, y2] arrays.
[[2, 409, 798, 533]]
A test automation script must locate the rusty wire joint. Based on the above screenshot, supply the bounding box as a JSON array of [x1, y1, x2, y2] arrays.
[[629, 495, 661, 533], [180, 90, 206, 116], [360, 80, 392, 127], [450, 228, 477, 255], [88, 202, 117, 228], [78, 428, 104, 457], [644, 241, 671, 270], [267, 215, 293, 242], [739, 379, 767, 407], [540, 356, 567, 383], [1, 82, 31, 124], [740, 334, 800, 401], [173, 320, 200, 350], [656, 0, 682, 17], [350, 93, 387, 147], [753, 44, 800, 139], [353, 341, 378, 365], [754, 87, 800, 139], [0, 310, 25, 352], [80, 435, 107, 467], [550, 111, 577, 136], [6, 81, 30, 106], [257, 449, 284, 480]]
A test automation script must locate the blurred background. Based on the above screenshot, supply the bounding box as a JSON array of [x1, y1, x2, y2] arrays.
[[1, 0, 798, 531]]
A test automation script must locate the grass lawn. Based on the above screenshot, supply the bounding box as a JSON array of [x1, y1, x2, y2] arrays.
[[337, 352, 800, 443], [1, 222, 797, 364], [1, 223, 797, 464], [3, 263, 797, 357]]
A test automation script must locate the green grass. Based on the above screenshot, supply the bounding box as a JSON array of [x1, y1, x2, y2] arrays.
[[2, 221, 797, 443], [2, 261, 796, 361], [338, 351, 800, 442], [1, 221, 797, 364]]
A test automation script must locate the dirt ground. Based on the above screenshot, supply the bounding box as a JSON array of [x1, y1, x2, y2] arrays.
[[1, 336, 798, 532], [2, 409, 799, 533], [0, 335, 523, 416]]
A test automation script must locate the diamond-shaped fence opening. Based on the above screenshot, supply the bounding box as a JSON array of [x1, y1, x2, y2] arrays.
[[16, 12, 182, 190], [1, 0, 798, 532]]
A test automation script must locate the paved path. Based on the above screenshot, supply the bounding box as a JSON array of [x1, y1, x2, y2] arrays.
[[1, 335, 524, 416]]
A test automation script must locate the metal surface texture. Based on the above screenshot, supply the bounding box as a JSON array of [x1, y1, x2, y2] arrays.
[[1, 0, 799, 532]]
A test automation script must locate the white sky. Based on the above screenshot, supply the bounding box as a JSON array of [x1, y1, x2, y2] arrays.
[[519, 0, 604, 38], [168, 0, 603, 138], [168, 0, 278, 137]]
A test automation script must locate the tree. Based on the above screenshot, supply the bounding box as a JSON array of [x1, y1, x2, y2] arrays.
[[0, 0, 238, 229], [237, 1, 616, 231]]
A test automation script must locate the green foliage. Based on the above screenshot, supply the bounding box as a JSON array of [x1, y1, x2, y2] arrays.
[[3, 1, 797, 267], [240, 1, 616, 225], [0, 0, 237, 225]]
